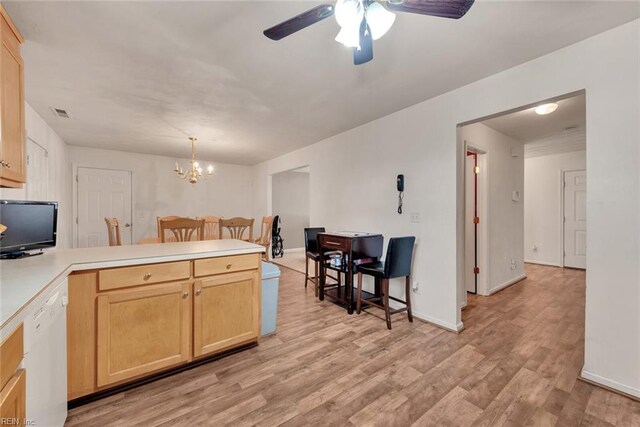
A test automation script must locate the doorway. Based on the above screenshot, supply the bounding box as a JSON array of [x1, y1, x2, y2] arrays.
[[75, 167, 132, 247], [270, 166, 310, 273], [464, 149, 487, 296]]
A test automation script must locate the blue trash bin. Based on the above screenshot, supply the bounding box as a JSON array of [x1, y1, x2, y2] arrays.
[[261, 262, 281, 336]]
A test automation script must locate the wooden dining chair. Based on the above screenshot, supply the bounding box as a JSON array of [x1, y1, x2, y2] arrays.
[[254, 216, 274, 261], [219, 217, 254, 241], [159, 218, 205, 243], [197, 216, 221, 240], [104, 218, 122, 246], [157, 216, 181, 242]]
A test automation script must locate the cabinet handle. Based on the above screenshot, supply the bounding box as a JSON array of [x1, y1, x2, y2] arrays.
[[0, 160, 10, 169], [182, 291, 189, 298], [195, 289, 202, 296], [143, 273, 152, 281], [326, 241, 341, 246], [226, 263, 232, 270]]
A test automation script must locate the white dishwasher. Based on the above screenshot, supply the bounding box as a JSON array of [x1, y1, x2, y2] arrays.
[[23, 279, 68, 427]]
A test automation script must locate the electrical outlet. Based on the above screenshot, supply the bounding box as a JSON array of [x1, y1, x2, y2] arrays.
[[412, 281, 420, 294], [510, 258, 517, 270], [410, 212, 421, 223], [532, 245, 538, 252]]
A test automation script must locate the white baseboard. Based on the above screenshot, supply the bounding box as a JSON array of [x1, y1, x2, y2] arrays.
[[524, 259, 562, 268], [284, 247, 305, 252], [581, 369, 640, 400], [413, 310, 464, 333], [487, 274, 527, 296]]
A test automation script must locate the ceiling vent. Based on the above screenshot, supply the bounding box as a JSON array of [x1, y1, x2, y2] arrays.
[[50, 107, 71, 119]]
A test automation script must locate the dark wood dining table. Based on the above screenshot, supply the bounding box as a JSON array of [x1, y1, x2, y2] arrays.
[[318, 231, 384, 314]]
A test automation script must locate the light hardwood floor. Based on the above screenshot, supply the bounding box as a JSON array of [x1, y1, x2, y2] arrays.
[[66, 264, 640, 426]]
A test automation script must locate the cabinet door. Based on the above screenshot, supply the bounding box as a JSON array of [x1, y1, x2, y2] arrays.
[[96, 282, 191, 387], [194, 270, 260, 357], [0, 13, 25, 186], [0, 369, 26, 425]]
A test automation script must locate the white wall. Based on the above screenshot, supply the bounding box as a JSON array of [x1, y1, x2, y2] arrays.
[[272, 170, 309, 249], [525, 150, 586, 266], [68, 146, 253, 244], [0, 103, 71, 248], [461, 123, 525, 296], [252, 20, 640, 397]]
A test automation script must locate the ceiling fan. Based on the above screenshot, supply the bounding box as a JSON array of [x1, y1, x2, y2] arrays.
[[263, 0, 475, 65]]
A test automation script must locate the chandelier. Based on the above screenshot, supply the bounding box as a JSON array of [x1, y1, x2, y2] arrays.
[[174, 137, 214, 184]]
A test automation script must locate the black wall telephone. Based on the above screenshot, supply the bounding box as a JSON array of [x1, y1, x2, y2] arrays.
[[397, 174, 404, 214]]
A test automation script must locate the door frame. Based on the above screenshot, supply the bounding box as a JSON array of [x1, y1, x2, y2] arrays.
[[561, 168, 587, 269], [72, 164, 133, 248], [463, 142, 489, 302]]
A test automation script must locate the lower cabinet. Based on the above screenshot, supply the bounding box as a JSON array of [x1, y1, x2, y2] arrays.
[[67, 254, 262, 399], [0, 369, 26, 424], [96, 282, 191, 387], [194, 270, 261, 357]]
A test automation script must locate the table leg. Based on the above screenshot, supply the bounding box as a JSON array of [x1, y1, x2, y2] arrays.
[[319, 249, 325, 301], [346, 265, 354, 315]]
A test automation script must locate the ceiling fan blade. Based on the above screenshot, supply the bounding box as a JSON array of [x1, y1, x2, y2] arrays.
[[386, 0, 475, 19], [353, 20, 373, 65], [264, 4, 335, 41]]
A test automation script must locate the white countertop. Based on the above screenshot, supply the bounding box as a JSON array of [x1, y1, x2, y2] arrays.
[[0, 240, 264, 330]]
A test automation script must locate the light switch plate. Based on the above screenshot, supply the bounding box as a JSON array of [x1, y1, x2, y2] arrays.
[[410, 212, 421, 223]]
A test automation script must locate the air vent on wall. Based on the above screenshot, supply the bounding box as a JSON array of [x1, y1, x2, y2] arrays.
[[50, 107, 71, 119]]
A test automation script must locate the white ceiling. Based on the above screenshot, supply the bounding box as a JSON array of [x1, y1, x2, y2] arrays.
[[483, 93, 586, 143], [5, 1, 639, 165]]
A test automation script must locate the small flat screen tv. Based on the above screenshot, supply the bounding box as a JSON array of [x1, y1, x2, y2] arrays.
[[0, 200, 58, 258]]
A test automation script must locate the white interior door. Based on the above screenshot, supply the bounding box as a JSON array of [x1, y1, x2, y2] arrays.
[[25, 138, 49, 201], [564, 170, 587, 269], [77, 167, 132, 247]]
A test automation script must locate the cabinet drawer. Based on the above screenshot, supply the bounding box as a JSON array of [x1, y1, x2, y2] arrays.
[[0, 324, 23, 391], [319, 236, 349, 252], [99, 261, 191, 291], [194, 254, 259, 277]]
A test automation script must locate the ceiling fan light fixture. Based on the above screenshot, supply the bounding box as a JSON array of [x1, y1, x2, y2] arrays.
[[335, 0, 364, 30], [534, 103, 559, 115], [365, 2, 396, 40], [335, 26, 361, 48]]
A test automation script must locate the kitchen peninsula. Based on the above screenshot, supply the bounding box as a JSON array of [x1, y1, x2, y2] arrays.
[[0, 240, 264, 424]]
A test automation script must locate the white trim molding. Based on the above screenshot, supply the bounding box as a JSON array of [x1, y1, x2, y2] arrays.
[[581, 369, 640, 400], [487, 274, 527, 296], [414, 310, 464, 333], [524, 260, 563, 268]]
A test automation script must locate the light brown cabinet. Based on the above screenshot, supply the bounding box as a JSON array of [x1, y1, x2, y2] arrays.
[[96, 282, 191, 387], [68, 254, 262, 400], [0, 324, 25, 425], [0, 5, 25, 188], [194, 270, 261, 357], [0, 369, 26, 424]]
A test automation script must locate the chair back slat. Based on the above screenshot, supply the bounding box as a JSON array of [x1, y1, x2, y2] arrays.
[[304, 227, 325, 253], [384, 236, 416, 279], [197, 216, 221, 240], [159, 218, 205, 243], [104, 218, 122, 246], [219, 217, 254, 241]]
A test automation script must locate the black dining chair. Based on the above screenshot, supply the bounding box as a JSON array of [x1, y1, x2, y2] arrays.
[[356, 236, 416, 329], [304, 227, 340, 296]]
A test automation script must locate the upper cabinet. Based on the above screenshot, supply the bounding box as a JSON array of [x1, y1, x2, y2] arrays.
[[0, 5, 25, 188]]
